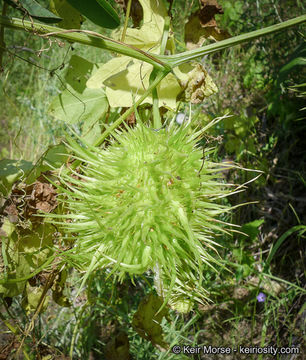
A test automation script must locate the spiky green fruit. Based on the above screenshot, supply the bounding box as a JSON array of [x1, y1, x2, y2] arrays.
[[55, 123, 237, 309]]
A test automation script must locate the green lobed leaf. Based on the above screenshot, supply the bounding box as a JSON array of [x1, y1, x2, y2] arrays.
[[240, 219, 265, 243], [49, 86, 108, 125], [49, 54, 109, 141], [66, 0, 120, 29], [38, 144, 69, 172], [86, 0, 217, 110]]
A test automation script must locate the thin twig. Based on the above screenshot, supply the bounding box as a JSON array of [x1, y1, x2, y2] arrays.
[[0, 1, 8, 71]]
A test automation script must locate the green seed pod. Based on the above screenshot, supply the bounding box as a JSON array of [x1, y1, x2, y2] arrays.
[[54, 121, 239, 310]]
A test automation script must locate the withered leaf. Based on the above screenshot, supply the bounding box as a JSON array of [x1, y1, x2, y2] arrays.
[[199, 0, 224, 27], [3, 175, 57, 225], [52, 269, 71, 307], [185, 1, 230, 50], [176, 63, 218, 104]]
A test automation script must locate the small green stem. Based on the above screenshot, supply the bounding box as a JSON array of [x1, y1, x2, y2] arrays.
[[94, 70, 169, 146], [121, 0, 132, 43], [151, 17, 170, 129], [152, 81, 161, 128], [70, 301, 88, 358], [160, 16, 170, 55]]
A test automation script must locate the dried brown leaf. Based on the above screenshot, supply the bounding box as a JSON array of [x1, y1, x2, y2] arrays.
[[185, 2, 230, 50], [199, 0, 224, 27], [3, 175, 57, 224]]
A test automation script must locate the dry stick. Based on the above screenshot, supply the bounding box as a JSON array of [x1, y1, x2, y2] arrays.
[[0, 312, 31, 359], [17, 268, 59, 357], [0, 2, 8, 70]]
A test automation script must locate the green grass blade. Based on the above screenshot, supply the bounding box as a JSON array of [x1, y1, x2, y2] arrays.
[[264, 225, 306, 272]]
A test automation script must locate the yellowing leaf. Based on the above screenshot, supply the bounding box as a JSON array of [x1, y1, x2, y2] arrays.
[[87, 57, 131, 89], [22, 282, 49, 313], [141, 0, 167, 30], [89, 58, 181, 109], [112, 0, 167, 52], [104, 61, 152, 107], [185, 10, 230, 50], [85, 0, 216, 110], [157, 72, 182, 109]]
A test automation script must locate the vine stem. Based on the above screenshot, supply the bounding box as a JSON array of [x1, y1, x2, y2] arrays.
[[121, 0, 132, 42], [0, 15, 170, 71], [152, 16, 170, 129], [0, 14, 305, 70], [160, 14, 306, 67]]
